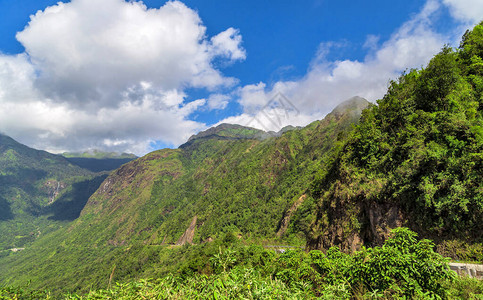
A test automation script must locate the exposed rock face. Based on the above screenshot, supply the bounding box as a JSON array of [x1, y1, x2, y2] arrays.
[[277, 194, 307, 237], [43, 180, 67, 204], [176, 216, 198, 245], [307, 199, 405, 252], [365, 203, 404, 245]]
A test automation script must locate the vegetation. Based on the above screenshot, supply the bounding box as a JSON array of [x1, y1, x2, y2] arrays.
[[1, 228, 482, 299], [309, 21, 483, 251], [0, 97, 368, 295], [1, 20, 483, 300]]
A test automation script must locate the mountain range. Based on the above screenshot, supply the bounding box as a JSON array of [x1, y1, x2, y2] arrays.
[[0, 136, 136, 252], [0, 96, 370, 293], [0, 22, 483, 297]]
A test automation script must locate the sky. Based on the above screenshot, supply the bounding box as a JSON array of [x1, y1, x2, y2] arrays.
[[0, 0, 482, 155]]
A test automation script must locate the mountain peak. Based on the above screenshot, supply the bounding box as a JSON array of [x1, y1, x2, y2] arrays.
[[327, 96, 371, 119], [180, 123, 269, 148]]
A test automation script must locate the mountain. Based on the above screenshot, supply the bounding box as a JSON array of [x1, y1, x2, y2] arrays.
[[2, 22, 483, 298], [0, 134, 106, 250], [62, 151, 137, 172], [180, 123, 270, 148], [307, 24, 483, 253], [62, 150, 137, 159], [78, 96, 370, 247], [0, 97, 370, 294]]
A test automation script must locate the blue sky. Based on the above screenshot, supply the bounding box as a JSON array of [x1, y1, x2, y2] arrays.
[[0, 0, 481, 154]]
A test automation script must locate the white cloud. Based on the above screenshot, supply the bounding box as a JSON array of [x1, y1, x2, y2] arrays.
[[442, 0, 483, 24], [0, 0, 244, 155], [219, 0, 447, 132], [0, 56, 206, 153], [363, 35, 380, 50], [206, 94, 230, 110], [16, 0, 244, 107], [237, 82, 268, 113], [211, 28, 246, 61]]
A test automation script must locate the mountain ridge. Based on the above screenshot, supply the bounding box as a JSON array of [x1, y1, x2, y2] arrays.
[[2, 21, 483, 297], [0, 96, 371, 294], [0, 133, 102, 250]]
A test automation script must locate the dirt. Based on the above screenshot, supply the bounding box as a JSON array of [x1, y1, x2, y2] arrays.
[[176, 216, 198, 245], [277, 194, 307, 237]]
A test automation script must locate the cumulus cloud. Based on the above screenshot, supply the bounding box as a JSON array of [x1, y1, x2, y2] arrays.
[[206, 94, 231, 110], [211, 28, 247, 61], [0, 0, 245, 154], [219, 0, 447, 132], [442, 0, 483, 24]]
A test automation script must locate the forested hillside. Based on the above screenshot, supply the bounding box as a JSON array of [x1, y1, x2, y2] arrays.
[[308, 22, 483, 255], [0, 97, 370, 294], [2, 20, 483, 300], [0, 134, 106, 251]]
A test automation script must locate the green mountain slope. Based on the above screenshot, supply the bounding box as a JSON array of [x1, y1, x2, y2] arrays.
[[0, 134, 105, 250], [0, 97, 370, 294], [307, 22, 483, 252], [73, 96, 369, 247], [2, 23, 483, 298]]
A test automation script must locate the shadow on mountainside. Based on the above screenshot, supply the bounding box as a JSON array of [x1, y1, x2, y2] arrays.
[[0, 195, 13, 221], [65, 158, 135, 172], [45, 174, 108, 221]]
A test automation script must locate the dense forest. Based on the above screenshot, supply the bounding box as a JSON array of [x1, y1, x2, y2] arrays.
[[308, 22, 483, 254]]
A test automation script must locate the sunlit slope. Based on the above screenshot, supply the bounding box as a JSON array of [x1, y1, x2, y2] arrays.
[[308, 23, 483, 251], [71, 97, 370, 247], [0, 97, 369, 293]]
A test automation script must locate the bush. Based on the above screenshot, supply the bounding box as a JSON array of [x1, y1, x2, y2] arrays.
[[269, 228, 456, 298], [348, 228, 455, 298]]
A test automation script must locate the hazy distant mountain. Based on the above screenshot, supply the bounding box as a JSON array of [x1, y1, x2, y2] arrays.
[[62, 150, 137, 159], [62, 150, 137, 172], [0, 134, 105, 250]]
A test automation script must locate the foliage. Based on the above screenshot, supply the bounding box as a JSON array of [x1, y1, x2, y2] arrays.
[[0, 97, 369, 293], [0, 284, 51, 299], [348, 228, 455, 298], [310, 21, 483, 249], [445, 277, 483, 300], [2, 228, 477, 299], [3, 21, 483, 299], [437, 240, 483, 263], [270, 228, 455, 298], [66, 269, 311, 300]]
